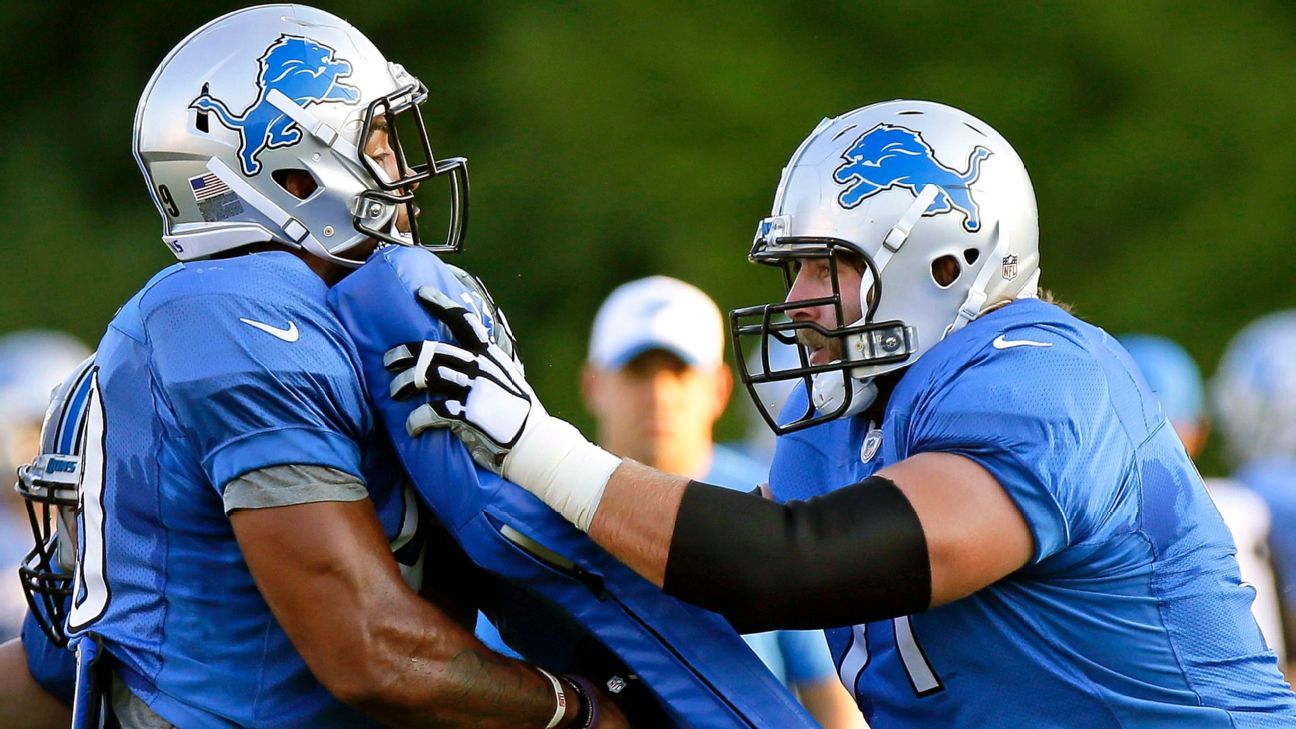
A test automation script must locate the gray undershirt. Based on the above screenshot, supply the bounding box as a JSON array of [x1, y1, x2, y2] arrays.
[[111, 464, 369, 727], [111, 674, 174, 729], [222, 463, 368, 513]]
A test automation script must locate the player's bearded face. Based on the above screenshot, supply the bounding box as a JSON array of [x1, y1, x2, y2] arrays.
[[796, 327, 842, 362], [786, 256, 865, 366]]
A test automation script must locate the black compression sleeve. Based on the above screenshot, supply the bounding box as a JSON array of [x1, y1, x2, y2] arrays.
[[662, 476, 931, 633]]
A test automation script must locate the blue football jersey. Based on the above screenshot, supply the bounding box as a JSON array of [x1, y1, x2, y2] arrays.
[[66, 252, 411, 728], [770, 299, 1296, 727]]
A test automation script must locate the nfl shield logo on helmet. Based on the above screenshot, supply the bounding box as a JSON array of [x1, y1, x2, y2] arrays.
[[1001, 254, 1019, 281]]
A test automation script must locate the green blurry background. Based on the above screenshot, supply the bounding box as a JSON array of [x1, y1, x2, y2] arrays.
[[1, 1, 1293, 474]]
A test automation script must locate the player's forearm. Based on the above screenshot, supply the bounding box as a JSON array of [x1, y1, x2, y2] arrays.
[[586, 460, 689, 586], [340, 592, 578, 729], [233, 501, 579, 728], [356, 648, 568, 729]]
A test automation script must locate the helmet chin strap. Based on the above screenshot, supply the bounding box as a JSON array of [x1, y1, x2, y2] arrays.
[[813, 374, 878, 419], [810, 185, 938, 419], [949, 220, 1011, 334], [204, 159, 318, 253]]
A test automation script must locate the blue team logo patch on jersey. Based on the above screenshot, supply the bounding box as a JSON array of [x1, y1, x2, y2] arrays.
[[190, 35, 361, 176], [832, 124, 991, 232]]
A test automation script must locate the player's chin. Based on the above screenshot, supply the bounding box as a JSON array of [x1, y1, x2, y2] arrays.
[[807, 347, 838, 366]]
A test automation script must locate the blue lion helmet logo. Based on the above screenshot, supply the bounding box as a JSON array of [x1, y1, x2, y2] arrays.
[[190, 35, 361, 176], [832, 124, 992, 232]]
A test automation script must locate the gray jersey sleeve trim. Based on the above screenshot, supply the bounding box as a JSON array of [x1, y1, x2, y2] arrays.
[[222, 464, 368, 514]]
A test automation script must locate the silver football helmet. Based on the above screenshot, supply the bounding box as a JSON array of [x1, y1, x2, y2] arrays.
[[1211, 310, 1296, 466], [14, 354, 96, 648], [733, 100, 1040, 433], [134, 4, 468, 266]]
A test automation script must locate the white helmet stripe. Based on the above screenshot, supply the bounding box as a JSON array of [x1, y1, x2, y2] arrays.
[[877, 184, 940, 268], [266, 88, 361, 162]]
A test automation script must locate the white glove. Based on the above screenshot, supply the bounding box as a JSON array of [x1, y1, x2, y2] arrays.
[[385, 286, 621, 530]]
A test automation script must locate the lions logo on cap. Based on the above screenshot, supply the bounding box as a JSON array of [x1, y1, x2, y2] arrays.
[[190, 35, 361, 176], [832, 124, 991, 232]]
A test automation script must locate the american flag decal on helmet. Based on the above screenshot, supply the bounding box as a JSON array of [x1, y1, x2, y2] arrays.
[[189, 172, 232, 202]]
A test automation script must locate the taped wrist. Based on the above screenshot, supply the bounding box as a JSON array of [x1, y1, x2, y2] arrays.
[[663, 475, 930, 633], [504, 414, 621, 531]]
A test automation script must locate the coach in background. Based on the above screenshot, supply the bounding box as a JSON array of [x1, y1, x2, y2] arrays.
[[1212, 311, 1296, 678], [66, 6, 629, 727], [1119, 334, 1285, 664], [581, 276, 864, 729]]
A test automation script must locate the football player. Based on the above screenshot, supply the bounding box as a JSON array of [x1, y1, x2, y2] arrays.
[[1212, 310, 1296, 678], [70, 5, 624, 728], [390, 100, 1296, 725]]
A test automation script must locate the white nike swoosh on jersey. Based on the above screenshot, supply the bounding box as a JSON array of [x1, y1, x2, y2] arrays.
[[239, 318, 300, 342], [992, 334, 1052, 350]]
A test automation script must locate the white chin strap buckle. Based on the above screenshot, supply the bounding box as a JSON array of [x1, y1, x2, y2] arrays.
[[812, 372, 878, 419]]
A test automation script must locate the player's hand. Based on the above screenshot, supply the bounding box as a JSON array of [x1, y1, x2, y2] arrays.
[[385, 285, 622, 532], [385, 286, 539, 473]]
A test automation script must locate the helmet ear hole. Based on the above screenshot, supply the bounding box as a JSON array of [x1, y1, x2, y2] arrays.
[[272, 169, 318, 200], [931, 255, 961, 288], [963, 248, 980, 265]]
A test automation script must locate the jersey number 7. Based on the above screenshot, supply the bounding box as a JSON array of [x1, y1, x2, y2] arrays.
[[839, 616, 943, 697]]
